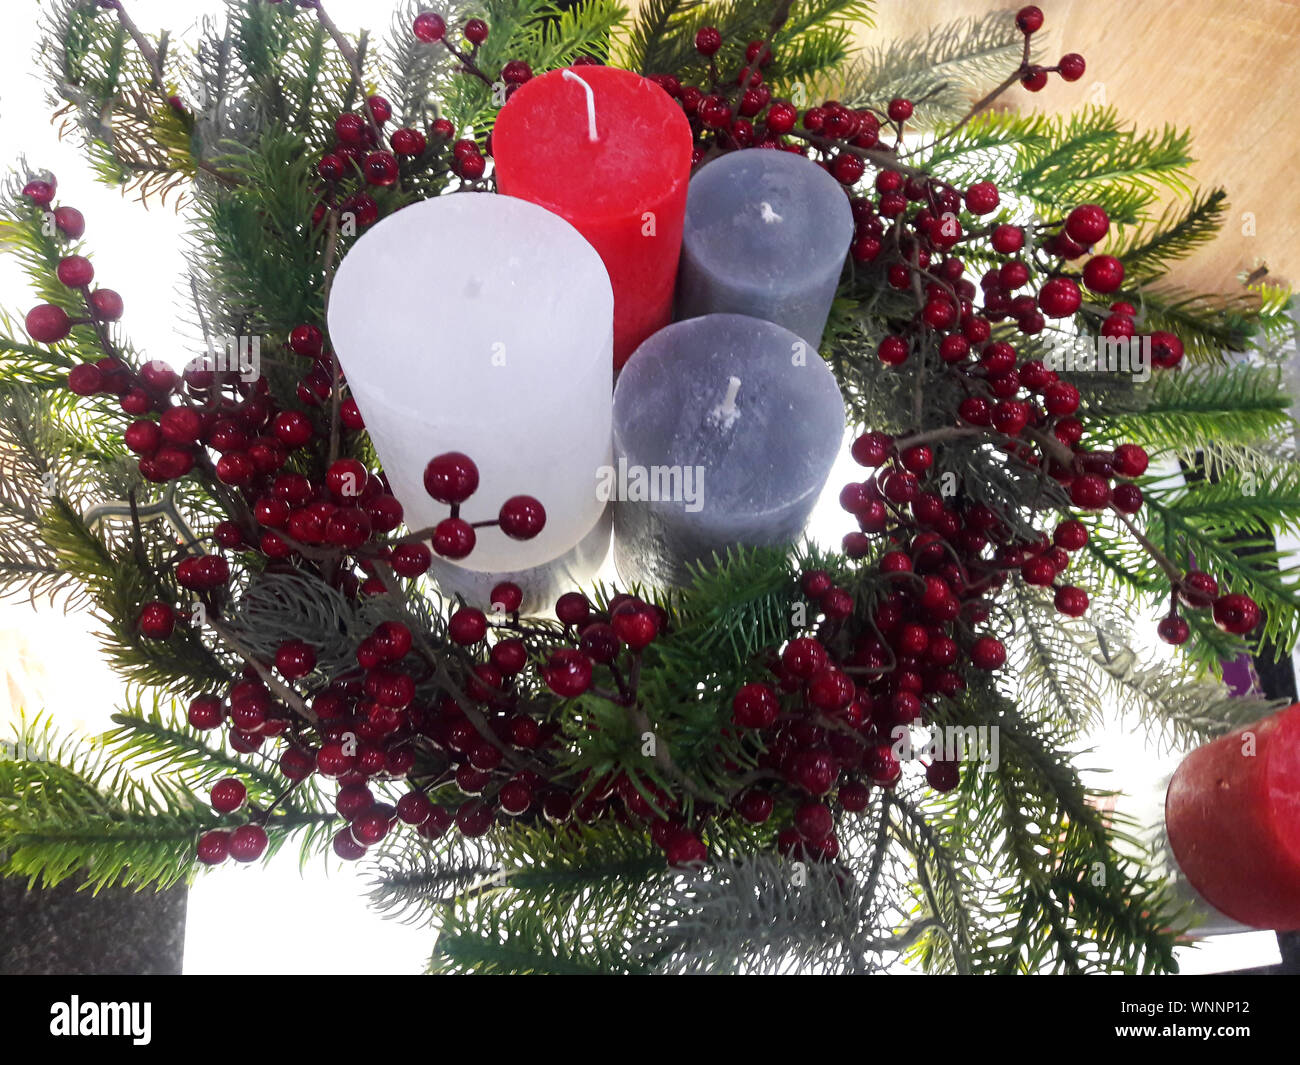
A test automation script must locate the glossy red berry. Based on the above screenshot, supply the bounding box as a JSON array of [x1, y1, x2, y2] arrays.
[[1015, 6, 1044, 33], [433, 517, 475, 559], [463, 18, 489, 45], [1070, 474, 1111, 510], [89, 289, 123, 321], [965, 181, 1000, 215], [1065, 204, 1109, 246], [544, 648, 593, 697], [228, 824, 268, 863], [188, 695, 224, 730], [1178, 571, 1219, 610], [1212, 593, 1262, 635], [1112, 443, 1149, 479], [969, 636, 1007, 670], [1150, 331, 1185, 369], [736, 789, 775, 824], [275, 639, 316, 679], [1083, 254, 1125, 294], [1058, 53, 1086, 81], [1054, 585, 1089, 617], [1111, 482, 1143, 514], [1054, 520, 1088, 551], [413, 11, 447, 42], [1038, 277, 1082, 318], [211, 777, 247, 814], [423, 451, 479, 503], [138, 601, 175, 639], [732, 683, 779, 729], [498, 496, 546, 539], [448, 607, 488, 645], [926, 760, 961, 792], [694, 26, 722, 56], [196, 830, 230, 866], [611, 600, 660, 650], [877, 335, 909, 365], [887, 98, 913, 122], [1157, 614, 1190, 645], [26, 304, 72, 344]]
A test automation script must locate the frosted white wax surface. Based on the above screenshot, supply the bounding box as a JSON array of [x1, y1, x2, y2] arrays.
[[327, 193, 613, 571]]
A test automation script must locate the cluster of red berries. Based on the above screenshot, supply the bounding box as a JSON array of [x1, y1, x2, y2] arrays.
[[20, 179, 123, 348], [421, 450, 546, 560]]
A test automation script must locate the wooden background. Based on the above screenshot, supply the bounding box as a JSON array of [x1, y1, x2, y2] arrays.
[[633, 1, 1300, 298], [859, 1, 1300, 297]]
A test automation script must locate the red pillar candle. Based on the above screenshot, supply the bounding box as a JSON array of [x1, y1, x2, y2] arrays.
[[1165, 703, 1300, 929], [493, 66, 693, 369]]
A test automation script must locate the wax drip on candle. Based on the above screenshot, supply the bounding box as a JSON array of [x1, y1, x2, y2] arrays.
[[708, 375, 743, 430], [562, 69, 599, 142], [759, 201, 783, 224]]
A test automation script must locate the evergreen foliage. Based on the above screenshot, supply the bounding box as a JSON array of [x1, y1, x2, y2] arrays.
[[0, 0, 1295, 975]]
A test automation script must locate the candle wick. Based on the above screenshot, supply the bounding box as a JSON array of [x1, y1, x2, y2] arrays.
[[563, 69, 599, 143], [709, 376, 742, 430], [759, 201, 783, 224]]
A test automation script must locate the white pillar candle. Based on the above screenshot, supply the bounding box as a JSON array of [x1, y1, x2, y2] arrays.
[[327, 193, 613, 604]]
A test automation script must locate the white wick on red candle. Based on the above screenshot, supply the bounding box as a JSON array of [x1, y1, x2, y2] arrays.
[[709, 376, 742, 430], [562, 69, 599, 142]]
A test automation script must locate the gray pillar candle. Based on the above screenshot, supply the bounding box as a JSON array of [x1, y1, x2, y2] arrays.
[[611, 313, 845, 588], [677, 149, 854, 349]]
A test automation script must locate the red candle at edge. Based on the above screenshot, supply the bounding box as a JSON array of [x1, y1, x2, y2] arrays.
[[1165, 702, 1300, 929], [493, 66, 693, 369]]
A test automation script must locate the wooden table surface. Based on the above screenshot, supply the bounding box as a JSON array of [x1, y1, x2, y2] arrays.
[[858, 1, 1300, 297]]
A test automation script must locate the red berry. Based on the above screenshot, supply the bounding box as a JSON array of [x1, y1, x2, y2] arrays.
[[1054, 585, 1089, 617], [1157, 614, 1190, 645], [1083, 254, 1125, 294], [1038, 277, 1082, 318], [326, 457, 368, 501], [794, 802, 834, 840], [969, 636, 1006, 670], [965, 181, 1000, 215], [275, 639, 316, 679], [364, 150, 400, 187], [449, 607, 488, 645], [89, 289, 123, 321], [736, 789, 774, 824], [1112, 443, 1149, 479], [138, 601, 175, 639], [413, 11, 447, 42], [781, 636, 828, 679], [926, 760, 961, 792], [54, 206, 86, 239], [1150, 331, 1185, 369], [1043, 381, 1080, 416], [26, 304, 72, 343], [498, 495, 546, 539], [433, 517, 475, 559], [211, 777, 247, 814], [887, 98, 913, 122], [544, 648, 592, 698], [22, 179, 56, 206], [1111, 482, 1143, 514], [1015, 6, 1044, 33], [790, 748, 838, 795], [1179, 571, 1220, 610], [1212, 593, 1262, 635], [1054, 520, 1088, 551], [1070, 474, 1111, 510], [188, 695, 224, 730], [1065, 204, 1109, 246], [877, 335, 909, 365], [1021, 68, 1049, 92], [694, 26, 722, 56], [423, 451, 479, 503], [1058, 53, 1087, 81], [464, 18, 489, 45], [732, 682, 779, 729], [228, 824, 268, 863], [665, 829, 707, 867], [56, 255, 94, 288], [989, 226, 1023, 256], [196, 830, 230, 866], [611, 600, 659, 650]]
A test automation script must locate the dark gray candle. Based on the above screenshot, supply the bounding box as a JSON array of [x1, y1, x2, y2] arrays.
[[611, 313, 845, 588], [677, 149, 854, 349]]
